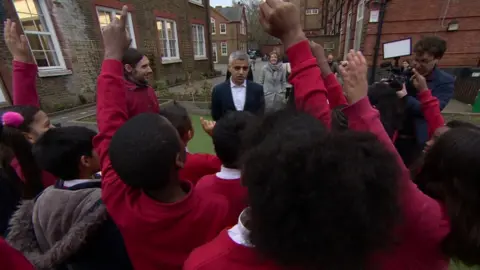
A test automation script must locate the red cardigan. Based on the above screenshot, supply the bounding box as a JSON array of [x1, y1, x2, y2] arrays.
[[0, 238, 34, 270], [93, 59, 230, 270], [11, 61, 57, 187], [124, 79, 160, 117], [289, 40, 450, 269], [179, 152, 222, 185], [196, 173, 248, 226]]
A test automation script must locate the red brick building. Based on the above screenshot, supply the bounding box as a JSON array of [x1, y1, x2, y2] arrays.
[[0, 0, 214, 112], [337, 0, 480, 68]]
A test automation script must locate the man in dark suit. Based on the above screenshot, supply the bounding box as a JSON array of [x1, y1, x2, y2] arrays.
[[211, 51, 264, 121]]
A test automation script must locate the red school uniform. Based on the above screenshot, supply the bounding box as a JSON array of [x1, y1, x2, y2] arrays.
[[0, 238, 35, 270], [184, 229, 281, 270], [180, 152, 222, 185], [196, 167, 248, 226], [124, 79, 160, 117], [94, 59, 230, 270]]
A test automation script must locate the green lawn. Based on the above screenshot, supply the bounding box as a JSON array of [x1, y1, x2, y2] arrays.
[[188, 114, 215, 154]]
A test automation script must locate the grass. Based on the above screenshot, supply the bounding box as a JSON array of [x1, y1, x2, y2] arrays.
[[76, 114, 215, 154]]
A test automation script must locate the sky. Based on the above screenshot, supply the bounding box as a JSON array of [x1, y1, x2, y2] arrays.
[[210, 0, 232, 6]]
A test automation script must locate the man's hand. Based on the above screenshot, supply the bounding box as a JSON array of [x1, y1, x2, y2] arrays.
[[4, 19, 31, 63], [411, 68, 428, 92], [200, 117, 215, 137], [310, 41, 331, 77], [102, 5, 131, 61], [259, 0, 306, 49], [339, 50, 368, 104]]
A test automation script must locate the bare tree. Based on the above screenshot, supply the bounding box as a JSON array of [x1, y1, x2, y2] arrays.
[[237, 0, 280, 49]]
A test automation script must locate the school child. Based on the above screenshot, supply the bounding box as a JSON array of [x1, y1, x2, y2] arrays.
[[159, 102, 221, 184], [93, 8, 229, 269], [0, 238, 34, 270], [196, 111, 254, 225], [7, 126, 132, 270]]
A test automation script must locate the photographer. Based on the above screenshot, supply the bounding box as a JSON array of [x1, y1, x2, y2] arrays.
[[396, 36, 455, 166]]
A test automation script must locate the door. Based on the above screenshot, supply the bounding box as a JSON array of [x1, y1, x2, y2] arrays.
[[212, 43, 218, 63], [344, 9, 353, 60]]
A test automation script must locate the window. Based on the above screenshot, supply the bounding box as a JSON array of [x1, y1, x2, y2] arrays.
[[305, 8, 319, 15], [211, 17, 216, 34], [156, 18, 180, 61], [192, 24, 206, 59], [221, 42, 228, 56], [324, 42, 335, 50], [0, 82, 8, 104], [354, 0, 365, 50], [96, 6, 137, 48], [240, 19, 246, 35], [220, 23, 226, 34], [189, 0, 203, 5], [13, 0, 66, 71]]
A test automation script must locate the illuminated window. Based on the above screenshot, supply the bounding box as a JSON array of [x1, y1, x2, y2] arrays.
[[157, 18, 180, 61], [96, 6, 137, 48]]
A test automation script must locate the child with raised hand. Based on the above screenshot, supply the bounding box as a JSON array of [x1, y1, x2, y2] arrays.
[[3, 19, 56, 187], [338, 50, 450, 269], [94, 7, 229, 270], [196, 111, 255, 225], [7, 126, 132, 270], [159, 102, 221, 185]]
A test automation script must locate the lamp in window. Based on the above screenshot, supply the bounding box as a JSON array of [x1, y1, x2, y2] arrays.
[[447, 20, 459, 32]]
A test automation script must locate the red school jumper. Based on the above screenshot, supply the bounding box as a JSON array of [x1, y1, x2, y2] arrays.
[[124, 79, 160, 117], [0, 238, 34, 270], [196, 167, 248, 226], [93, 59, 230, 270], [11, 61, 57, 187], [180, 152, 222, 185]]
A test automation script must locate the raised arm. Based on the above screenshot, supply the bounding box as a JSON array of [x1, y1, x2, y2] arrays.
[[92, 6, 131, 189], [4, 19, 39, 107], [340, 50, 448, 245]]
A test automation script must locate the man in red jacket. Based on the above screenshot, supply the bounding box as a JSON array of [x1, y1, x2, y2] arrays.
[[122, 48, 160, 117]]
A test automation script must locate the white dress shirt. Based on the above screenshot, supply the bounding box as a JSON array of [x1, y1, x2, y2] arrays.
[[230, 79, 247, 111]]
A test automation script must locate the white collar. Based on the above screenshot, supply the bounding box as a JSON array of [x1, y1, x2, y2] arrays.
[[230, 79, 247, 88], [63, 179, 101, 188], [228, 208, 253, 247], [216, 166, 241, 180]]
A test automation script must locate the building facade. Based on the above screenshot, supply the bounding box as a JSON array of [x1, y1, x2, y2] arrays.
[[210, 5, 248, 64], [338, 0, 480, 68], [0, 0, 214, 112]]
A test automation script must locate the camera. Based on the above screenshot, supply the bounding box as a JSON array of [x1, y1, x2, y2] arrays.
[[380, 62, 413, 90]]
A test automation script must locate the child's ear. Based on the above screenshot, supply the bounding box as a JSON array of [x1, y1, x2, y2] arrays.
[[187, 129, 193, 141], [80, 155, 90, 167], [22, 132, 35, 144], [175, 152, 185, 169]]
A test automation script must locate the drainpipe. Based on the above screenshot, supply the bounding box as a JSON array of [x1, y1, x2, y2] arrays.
[[368, 0, 388, 85]]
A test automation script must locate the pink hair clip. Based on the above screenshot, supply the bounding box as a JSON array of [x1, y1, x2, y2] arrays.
[[2, 112, 24, 128]]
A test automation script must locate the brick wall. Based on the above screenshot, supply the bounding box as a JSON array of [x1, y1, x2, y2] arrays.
[[340, 0, 480, 68], [0, 0, 213, 112]]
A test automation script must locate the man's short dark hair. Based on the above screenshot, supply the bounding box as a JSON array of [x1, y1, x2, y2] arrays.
[[109, 113, 182, 190], [241, 109, 400, 269], [32, 126, 97, 180], [212, 111, 254, 168], [414, 36, 447, 59], [122, 48, 144, 68], [159, 101, 192, 139]]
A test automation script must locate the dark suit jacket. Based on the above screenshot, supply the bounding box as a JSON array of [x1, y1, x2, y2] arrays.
[[211, 80, 264, 121]]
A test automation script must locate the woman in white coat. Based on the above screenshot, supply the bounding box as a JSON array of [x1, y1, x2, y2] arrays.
[[259, 51, 286, 111]]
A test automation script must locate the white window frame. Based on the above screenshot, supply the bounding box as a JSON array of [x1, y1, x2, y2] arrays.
[[211, 17, 216, 34], [14, 0, 67, 73], [192, 24, 206, 59], [189, 0, 203, 6], [96, 6, 137, 48], [344, 9, 353, 60], [240, 19, 246, 35], [220, 23, 227, 34], [354, 0, 365, 51], [305, 8, 319, 15], [212, 42, 218, 63], [156, 18, 180, 62], [221, 41, 228, 56]]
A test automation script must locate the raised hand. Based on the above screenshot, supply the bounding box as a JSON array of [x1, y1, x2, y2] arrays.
[[259, 0, 305, 48], [101, 5, 131, 61], [4, 19, 31, 63], [411, 68, 428, 92], [339, 50, 368, 104], [200, 117, 215, 137], [310, 41, 331, 76]]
